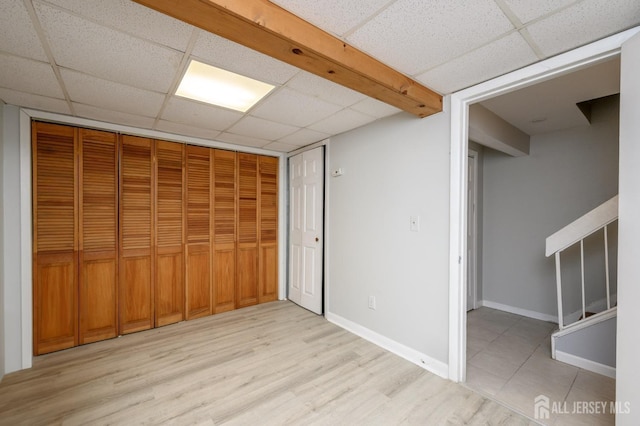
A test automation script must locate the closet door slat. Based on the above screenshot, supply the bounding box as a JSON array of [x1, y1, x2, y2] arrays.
[[156, 141, 185, 326], [32, 122, 78, 355], [259, 156, 279, 304], [79, 129, 118, 344], [213, 149, 237, 313], [185, 145, 212, 319], [119, 135, 154, 334], [237, 153, 258, 308]]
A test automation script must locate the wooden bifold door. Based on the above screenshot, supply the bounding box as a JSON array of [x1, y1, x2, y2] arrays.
[[33, 123, 118, 354], [32, 121, 278, 355]]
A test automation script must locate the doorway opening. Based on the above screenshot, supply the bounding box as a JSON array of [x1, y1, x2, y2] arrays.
[[450, 28, 640, 423]]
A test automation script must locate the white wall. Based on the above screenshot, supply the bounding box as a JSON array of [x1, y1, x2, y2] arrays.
[[481, 96, 619, 319], [468, 141, 484, 303], [2, 105, 23, 374], [555, 316, 616, 367], [616, 31, 640, 426], [2, 105, 23, 373], [0, 101, 5, 380], [327, 99, 451, 372]]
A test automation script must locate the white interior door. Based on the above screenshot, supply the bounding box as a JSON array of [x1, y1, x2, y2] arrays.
[[467, 151, 478, 311], [289, 147, 324, 314]]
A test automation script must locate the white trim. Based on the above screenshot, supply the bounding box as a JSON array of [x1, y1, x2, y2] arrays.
[[481, 300, 557, 323], [287, 137, 329, 158], [555, 350, 616, 379], [19, 110, 32, 369], [323, 140, 330, 316], [467, 149, 478, 311], [277, 151, 287, 301], [556, 307, 617, 337], [326, 312, 449, 379], [448, 26, 640, 383], [545, 195, 618, 257], [24, 109, 284, 157]]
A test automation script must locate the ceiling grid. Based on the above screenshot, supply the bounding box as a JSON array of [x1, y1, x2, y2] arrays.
[[0, 0, 638, 151]]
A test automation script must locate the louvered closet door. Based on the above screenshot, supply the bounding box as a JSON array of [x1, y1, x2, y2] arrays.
[[156, 141, 185, 326], [119, 136, 154, 334], [236, 153, 258, 308], [32, 122, 78, 355], [259, 156, 279, 303], [78, 129, 118, 344], [213, 149, 237, 313], [185, 145, 212, 319]]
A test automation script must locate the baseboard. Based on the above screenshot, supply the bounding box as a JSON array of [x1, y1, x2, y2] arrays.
[[480, 300, 557, 323], [325, 312, 449, 379], [555, 350, 616, 379]]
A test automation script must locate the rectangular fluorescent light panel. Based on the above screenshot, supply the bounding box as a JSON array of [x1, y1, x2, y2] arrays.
[[176, 60, 275, 112]]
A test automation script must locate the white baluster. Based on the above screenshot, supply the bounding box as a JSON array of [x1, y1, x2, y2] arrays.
[[604, 225, 611, 310], [555, 251, 564, 329]]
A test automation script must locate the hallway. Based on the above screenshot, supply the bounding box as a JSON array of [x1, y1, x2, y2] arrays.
[[466, 307, 615, 425]]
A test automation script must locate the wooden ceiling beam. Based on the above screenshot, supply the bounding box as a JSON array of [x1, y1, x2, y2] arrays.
[[133, 0, 443, 118]]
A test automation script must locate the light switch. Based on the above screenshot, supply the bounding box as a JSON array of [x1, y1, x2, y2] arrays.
[[410, 215, 420, 232]]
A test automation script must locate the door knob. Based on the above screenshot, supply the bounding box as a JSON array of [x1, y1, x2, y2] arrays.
[[315, 237, 319, 242]]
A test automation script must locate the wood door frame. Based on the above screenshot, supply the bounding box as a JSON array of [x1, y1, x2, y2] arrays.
[[466, 149, 478, 312], [448, 27, 640, 383]]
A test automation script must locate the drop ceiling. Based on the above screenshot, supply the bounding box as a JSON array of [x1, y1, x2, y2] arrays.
[[1, 0, 639, 152]]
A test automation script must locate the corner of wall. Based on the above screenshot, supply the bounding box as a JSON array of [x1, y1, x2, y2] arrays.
[[2, 105, 24, 374], [0, 101, 5, 380]]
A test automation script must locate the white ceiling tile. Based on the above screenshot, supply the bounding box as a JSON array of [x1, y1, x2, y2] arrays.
[[0, 53, 63, 98], [269, 0, 392, 36], [526, 0, 640, 57], [347, 0, 514, 75], [503, 0, 577, 24], [192, 31, 299, 85], [308, 109, 376, 134], [61, 69, 164, 117], [350, 97, 402, 118], [251, 87, 343, 127], [0, 1, 48, 61], [155, 120, 221, 141], [35, 2, 182, 92], [278, 128, 330, 146], [416, 32, 538, 94], [41, 0, 194, 51], [162, 97, 243, 131], [216, 132, 271, 149], [286, 71, 367, 107], [72, 103, 156, 128], [261, 141, 299, 153], [228, 116, 299, 140], [0, 87, 70, 114]]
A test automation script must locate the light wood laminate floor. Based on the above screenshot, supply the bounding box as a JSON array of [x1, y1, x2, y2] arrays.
[[0, 301, 534, 425]]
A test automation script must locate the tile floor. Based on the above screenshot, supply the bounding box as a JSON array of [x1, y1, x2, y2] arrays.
[[466, 307, 616, 426]]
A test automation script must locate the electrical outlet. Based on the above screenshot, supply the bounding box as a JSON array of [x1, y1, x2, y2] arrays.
[[368, 295, 376, 310]]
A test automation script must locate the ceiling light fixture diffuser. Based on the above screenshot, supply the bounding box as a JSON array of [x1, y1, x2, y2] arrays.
[[176, 60, 275, 112]]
